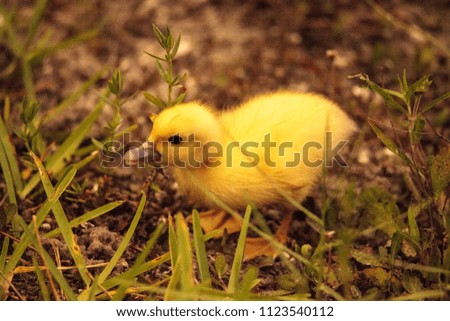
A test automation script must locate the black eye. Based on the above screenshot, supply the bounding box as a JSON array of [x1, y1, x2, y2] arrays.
[[168, 135, 183, 144]]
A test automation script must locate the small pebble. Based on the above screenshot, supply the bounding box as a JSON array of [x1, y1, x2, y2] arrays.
[[40, 223, 51, 232]]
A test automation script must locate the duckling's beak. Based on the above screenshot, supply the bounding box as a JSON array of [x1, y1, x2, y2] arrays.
[[124, 141, 160, 166]]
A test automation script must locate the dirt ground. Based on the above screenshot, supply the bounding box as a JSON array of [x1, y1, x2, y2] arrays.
[[1, 0, 449, 300]]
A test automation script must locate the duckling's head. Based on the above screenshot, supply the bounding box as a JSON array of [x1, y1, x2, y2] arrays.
[[147, 102, 224, 168]]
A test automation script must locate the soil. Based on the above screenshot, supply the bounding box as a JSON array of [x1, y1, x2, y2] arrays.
[[1, 0, 449, 300]]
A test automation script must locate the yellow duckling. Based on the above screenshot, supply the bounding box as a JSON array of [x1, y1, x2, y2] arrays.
[[126, 91, 355, 259]]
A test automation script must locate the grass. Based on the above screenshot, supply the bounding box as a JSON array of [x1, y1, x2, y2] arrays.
[[0, 2, 449, 301], [0, 0, 99, 101]]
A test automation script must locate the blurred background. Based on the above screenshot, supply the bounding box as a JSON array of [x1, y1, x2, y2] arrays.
[[2, 0, 449, 139]]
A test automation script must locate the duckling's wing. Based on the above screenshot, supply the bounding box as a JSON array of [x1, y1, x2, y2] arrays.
[[220, 92, 355, 144], [219, 92, 355, 203]]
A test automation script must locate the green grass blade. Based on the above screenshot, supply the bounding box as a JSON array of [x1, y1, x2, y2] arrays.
[[23, 0, 48, 51], [368, 120, 413, 166], [168, 214, 178, 268], [164, 259, 182, 300], [111, 281, 129, 301], [32, 256, 51, 301], [87, 277, 99, 301], [192, 209, 212, 288], [97, 194, 145, 284], [132, 224, 166, 269], [0, 111, 21, 205], [144, 92, 167, 109], [74, 124, 137, 157], [45, 201, 124, 238], [0, 237, 10, 272], [72, 150, 99, 170], [0, 112, 23, 193], [228, 205, 252, 295], [42, 68, 105, 124], [107, 223, 165, 300], [0, 136, 17, 205], [236, 266, 260, 300], [407, 204, 421, 244], [19, 89, 109, 199], [164, 215, 189, 300], [28, 28, 100, 63], [131, 280, 273, 300], [391, 290, 447, 300], [16, 215, 77, 301], [175, 213, 195, 292], [165, 213, 194, 300], [111, 222, 166, 300], [394, 261, 450, 275], [3, 162, 77, 276], [1, 13, 20, 55], [30, 152, 91, 286], [423, 92, 450, 113], [21, 58, 36, 100], [317, 284, 346, 301], [101, 252, 170, 294], [354, 73, 406, 114], [277, 187, 323, 228], [80, 195, 165, 299]]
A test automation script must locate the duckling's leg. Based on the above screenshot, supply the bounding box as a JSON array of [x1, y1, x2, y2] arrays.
[[188, 209, 292, 261], [189, 209, 243, 234], [243, 211, 293, 261]]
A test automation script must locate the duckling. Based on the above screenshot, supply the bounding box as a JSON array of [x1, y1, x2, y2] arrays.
[[126, 91, 356, 259]]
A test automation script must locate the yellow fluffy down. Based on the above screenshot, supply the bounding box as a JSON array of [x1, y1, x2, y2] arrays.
[[148, 91, 356, 209]]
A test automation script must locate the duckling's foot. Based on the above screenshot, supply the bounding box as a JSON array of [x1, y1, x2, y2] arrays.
[[244, 211, 293, 261], [188, 209, 243, 234]]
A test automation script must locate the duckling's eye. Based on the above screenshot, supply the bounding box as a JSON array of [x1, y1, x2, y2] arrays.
[[168, 135, 183, 145]]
